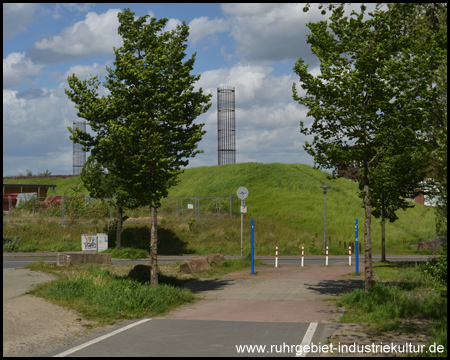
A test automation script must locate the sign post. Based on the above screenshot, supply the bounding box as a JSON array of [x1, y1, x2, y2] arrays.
[[355, 219, 359, 274], [237, 187, 249, 258], [251, 219, 254, 274]]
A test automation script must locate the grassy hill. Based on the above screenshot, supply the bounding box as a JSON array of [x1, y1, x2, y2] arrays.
[[3, 163, 437, 255]]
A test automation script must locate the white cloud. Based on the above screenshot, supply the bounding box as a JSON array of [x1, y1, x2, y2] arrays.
[[165, 18, 182, 33], [63, 62, 111, 83], [188, 16, 231, 46], [220, 3, 378, 66], [31, 9, 122, 63], [192, 63, 314, 167], [3, 52, 45, 89], [3, 3, 39, 40], [3, 87, 80, 175], [222, 4, 321, 64]]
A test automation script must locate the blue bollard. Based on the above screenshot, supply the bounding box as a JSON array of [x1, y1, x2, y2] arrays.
[[355, 219, 359, 274]]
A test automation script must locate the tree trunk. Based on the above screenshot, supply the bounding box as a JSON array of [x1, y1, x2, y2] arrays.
[[116, 205, 123, 249], [150, 204, 158, 287], [364, 183, 374, 293]]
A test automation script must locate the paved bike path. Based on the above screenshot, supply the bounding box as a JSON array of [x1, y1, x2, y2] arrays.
[[45, 262, 362, 357]]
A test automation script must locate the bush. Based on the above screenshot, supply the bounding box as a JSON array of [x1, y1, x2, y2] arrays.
[[422, 254, 447, 297], [3, 236, 22, 252]]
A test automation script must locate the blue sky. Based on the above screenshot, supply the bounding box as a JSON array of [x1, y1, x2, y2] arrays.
[[3, 3, 367, 176]]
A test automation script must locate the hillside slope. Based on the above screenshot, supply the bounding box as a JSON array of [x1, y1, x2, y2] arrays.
[[167, 163, 436, 252], [3, 163, 436, 254]]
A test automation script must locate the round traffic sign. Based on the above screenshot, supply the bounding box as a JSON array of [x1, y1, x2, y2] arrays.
[[237, 186, 249, 200]]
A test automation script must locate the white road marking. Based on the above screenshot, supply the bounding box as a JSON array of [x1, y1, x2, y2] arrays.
[[53, 318, 151, 357], [297, 322, 318, 357]]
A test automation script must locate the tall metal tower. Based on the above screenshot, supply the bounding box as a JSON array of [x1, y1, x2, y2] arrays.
[[73, 120, 86, 175], [217, 86, 236, 165]]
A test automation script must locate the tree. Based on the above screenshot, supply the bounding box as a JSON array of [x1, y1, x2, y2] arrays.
[[66, 9, 212, 286], [363, 144, 430, 262], [293, 4, 445, 292], [423, 5, 447, 240], [80, 156, 137, 249]]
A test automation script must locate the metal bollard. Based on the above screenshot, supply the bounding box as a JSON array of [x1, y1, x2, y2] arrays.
[[275, 246, 278, 268]]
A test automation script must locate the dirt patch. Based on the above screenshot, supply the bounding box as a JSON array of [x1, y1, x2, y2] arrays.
[[2, 268, 112, 357], [3, 295, 103, 357]]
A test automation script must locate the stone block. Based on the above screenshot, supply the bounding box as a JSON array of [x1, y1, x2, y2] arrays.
[[206, 253, 226, 266], [180, 256, 211, 274], [56, 252, 111, 266]]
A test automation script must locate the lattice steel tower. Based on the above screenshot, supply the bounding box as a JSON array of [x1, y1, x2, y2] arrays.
[[73, 120, 86, 175], [217, 86, 236, 165]]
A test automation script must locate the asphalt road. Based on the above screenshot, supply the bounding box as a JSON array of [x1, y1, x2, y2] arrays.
[[2, 252, 435, 270], [44, 318, 338, 357], [3, 252, 437, 357]]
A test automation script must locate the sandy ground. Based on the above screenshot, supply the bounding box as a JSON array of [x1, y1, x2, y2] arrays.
[[3, 268, 103, 357]]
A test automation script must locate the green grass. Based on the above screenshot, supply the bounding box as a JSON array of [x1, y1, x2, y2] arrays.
[[337, 258, 447, 357], [3, 163, 438, 256], [24, 256, 265, 325], [26, 262, 195, 324]]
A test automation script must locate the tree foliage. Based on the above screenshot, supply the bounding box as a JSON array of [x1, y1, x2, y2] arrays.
[[66, 9, 212, 286], [293, 4, 446, 292]]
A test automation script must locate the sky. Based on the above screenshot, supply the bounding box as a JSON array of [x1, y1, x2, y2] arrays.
[[3, 3, 368, 177]]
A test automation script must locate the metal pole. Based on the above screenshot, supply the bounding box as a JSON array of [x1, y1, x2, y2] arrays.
[[251, 219, 254, 275], [355, 219, 359, 274], [9, 196, 12, 225], [240, 199, 244, 257], [275, 246, 278, 268], [323, 192, 326, 255], [62, 196, 65, 227]]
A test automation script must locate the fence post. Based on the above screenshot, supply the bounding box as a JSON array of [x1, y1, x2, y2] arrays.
[[9, 196, 12, 225], [62, 196, 65, 227]]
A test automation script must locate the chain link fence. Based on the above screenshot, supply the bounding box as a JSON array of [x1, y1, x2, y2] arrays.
[[3, 194, 240, 226]]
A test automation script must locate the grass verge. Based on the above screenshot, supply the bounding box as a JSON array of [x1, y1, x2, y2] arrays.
[[25, 261, 194, 326], [24, 256, 263, 326], [336, 257, 447, 357]]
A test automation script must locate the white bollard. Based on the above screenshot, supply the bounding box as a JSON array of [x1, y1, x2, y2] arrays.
[[349, 246, 352, 266], [275, 246, 278, 268], [326, 246, 328, 266], [301, 246, 304, 267]]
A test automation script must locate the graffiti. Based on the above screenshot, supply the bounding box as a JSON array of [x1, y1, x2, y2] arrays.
[[83, 236, 97, 250]]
